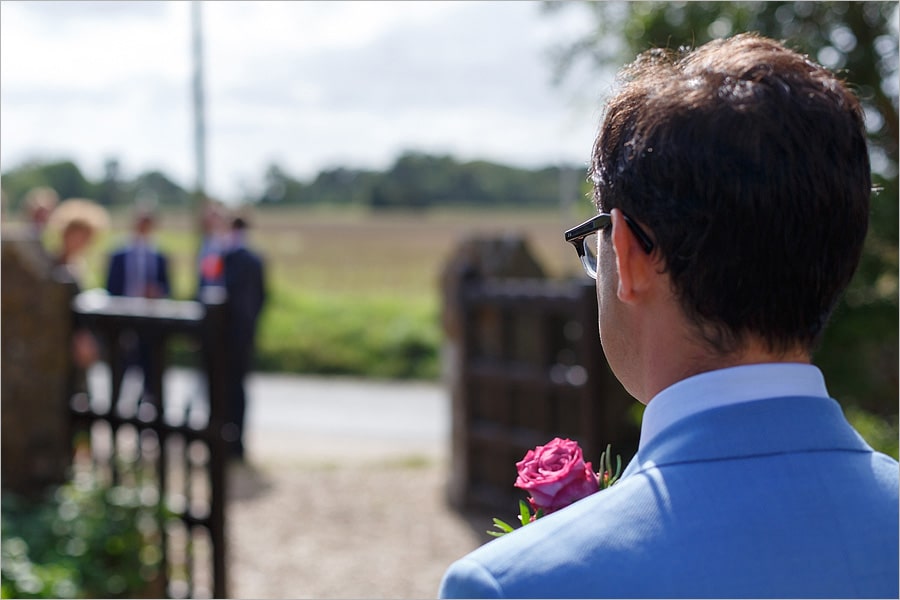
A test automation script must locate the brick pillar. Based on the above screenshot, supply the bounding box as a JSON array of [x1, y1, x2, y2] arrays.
[[1, 233, 77, 495]]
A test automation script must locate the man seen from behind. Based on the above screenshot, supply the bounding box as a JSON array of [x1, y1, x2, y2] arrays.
[[439, 33, 899, 599]]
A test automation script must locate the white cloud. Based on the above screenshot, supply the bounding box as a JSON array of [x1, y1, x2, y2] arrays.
[[1, 0, 605, 203]]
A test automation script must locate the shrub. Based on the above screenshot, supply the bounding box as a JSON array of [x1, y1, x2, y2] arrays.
[[1, 469, 165, 599]]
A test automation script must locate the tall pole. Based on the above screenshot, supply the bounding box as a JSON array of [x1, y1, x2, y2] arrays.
[[191, 0, 207, 198], [191, 6, 225, 596], [191, 0, 208, 281]]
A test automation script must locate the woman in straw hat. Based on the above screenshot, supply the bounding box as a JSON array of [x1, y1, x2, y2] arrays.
[[46, 197, 110, 287], [46, 198, 110, 370]]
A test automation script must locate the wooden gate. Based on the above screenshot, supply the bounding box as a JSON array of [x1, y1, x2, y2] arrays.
[[68, 290, 228, 598], [445, 272, 640, 513]]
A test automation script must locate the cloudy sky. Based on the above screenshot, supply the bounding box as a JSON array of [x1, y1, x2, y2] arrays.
[[1, 1, 613, 203]]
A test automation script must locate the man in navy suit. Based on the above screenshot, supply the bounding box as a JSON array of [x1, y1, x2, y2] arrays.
[[105, 207, 171, 409], [440, 34, 898, 598], [106, 208, 170, 299], [222, 215, 266, 460], [196, 200, 228, 299]]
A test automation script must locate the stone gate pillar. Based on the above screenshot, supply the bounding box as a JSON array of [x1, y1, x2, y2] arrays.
[[1, 232, 77, 495]]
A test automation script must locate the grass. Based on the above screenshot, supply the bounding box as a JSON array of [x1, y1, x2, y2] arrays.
[[255, 285, 440, 379]]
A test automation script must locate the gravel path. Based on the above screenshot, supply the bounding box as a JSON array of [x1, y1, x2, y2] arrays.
[[225, 436, 494, 599]]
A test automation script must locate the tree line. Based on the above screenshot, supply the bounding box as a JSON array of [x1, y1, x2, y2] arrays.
[[0, 152, 586, 215]]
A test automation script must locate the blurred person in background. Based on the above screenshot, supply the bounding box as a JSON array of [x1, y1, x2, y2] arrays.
[[23, 186, 60, 244], [222, 213, 267, 461], [47, 197, 109, 288], [196, 199, 228, 298], [105, 205, 172, 410], [106, 206, 170, 299], [46, 197, 110, 386]]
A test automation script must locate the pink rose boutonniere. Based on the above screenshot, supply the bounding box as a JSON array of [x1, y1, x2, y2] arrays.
[[488, 437, 622, 537]]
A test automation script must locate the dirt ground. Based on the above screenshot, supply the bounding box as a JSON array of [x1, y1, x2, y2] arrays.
[[225, 452, 494, 599]]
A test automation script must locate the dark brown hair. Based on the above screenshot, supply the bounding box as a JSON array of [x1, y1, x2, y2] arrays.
[[590, 33, 871, 355]]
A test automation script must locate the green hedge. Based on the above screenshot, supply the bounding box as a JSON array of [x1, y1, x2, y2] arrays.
[[253, 286, 441, 380]]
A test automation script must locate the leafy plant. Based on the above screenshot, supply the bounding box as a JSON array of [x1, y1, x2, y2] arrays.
[[1, 468, 166, 599]]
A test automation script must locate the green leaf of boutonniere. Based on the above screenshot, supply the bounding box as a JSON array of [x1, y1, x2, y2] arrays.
[[518, 499, 532, 526], [487, 518, 516, 537]]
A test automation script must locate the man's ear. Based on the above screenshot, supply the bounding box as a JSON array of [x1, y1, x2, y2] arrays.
[[610, 209, 653, 303]]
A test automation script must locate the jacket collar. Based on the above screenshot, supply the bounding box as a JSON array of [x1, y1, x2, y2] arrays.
[[623, 395, 872, 479], [640, 363, 829, 450]]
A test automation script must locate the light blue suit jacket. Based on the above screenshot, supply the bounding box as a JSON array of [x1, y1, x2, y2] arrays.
[[439, 396, 899, 598]]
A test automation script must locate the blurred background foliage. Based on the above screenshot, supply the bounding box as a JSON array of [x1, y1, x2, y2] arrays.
[[0, 153, 576, 213], [1, 468, 165, 599], [544, 1, 898, 438]]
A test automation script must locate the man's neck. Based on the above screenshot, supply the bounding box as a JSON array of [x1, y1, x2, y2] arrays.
[[637, 321, 810, 404]]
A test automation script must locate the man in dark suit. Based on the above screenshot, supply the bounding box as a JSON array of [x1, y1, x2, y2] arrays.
[[222, 215, 266, 460], [196, 200, 228, 299], [440, 34, 898, 599], [105, 207, 171, 409], [106, 208, 170, 299]]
